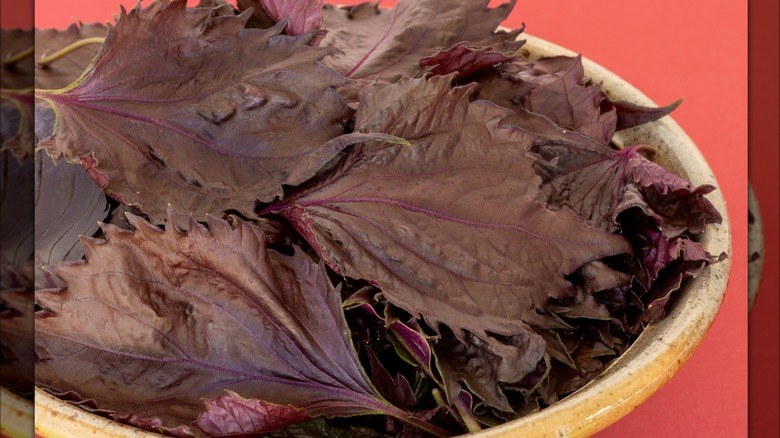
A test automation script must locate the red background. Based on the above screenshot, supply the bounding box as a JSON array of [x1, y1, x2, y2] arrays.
[[25, 0, 769, 437]]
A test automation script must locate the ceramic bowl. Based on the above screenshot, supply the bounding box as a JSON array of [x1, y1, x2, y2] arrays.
[[747, 184, 763, 311], [0, 387, 34, 438], [33, 34, 732, 438]]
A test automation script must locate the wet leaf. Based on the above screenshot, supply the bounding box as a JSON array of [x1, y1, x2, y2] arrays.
[[320, 0, 517, 81]]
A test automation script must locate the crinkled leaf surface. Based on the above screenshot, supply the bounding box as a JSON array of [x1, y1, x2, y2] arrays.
[[265, 77, 631, 407], [504, 109, 722, 234], [625, 153, 722, 234], [432, 329, 545, 412], [474, 55, 617, 144], [619, 208, 723, 309], [36, 0, 352, 223], [365, 348, 416, 410], [34, 23, 109, 91], [34, 149, 108, 288], [35, 214, 399, 432], [320, 0, 516, 81], [196, 391, 309, 436], [419, 41, 519, 82], [626, 232, 721, 333]]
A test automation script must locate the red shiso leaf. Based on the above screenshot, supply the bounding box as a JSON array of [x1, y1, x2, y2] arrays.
[[36, 0, 352, 224], [196, 391, 309, 436]]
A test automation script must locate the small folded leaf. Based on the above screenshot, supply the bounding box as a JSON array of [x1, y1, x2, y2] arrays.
[[388, 321, 435, 380], [196, 391, 309, 436], [269, 75, 630, 344], [421, 45, 516, 80], [475, 55, 617, 144], [612, 98, 683, 131], [366, 348, 416, 410]]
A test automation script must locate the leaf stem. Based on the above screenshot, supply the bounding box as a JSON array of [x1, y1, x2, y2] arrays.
[[37, 38, 105, 67], [383, 404, 452, 437], [2, 47, 34, 66], [432, 389, 481, 434]]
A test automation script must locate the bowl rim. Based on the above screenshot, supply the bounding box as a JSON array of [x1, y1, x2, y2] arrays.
[[1, 387, 34, 438], [465, 34, 732, 438], [33, 33, 732, 438]]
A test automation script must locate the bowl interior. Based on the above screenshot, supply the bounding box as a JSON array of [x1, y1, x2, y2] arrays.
[[34, 34, 732, 438], [467, 34, 732, 438]]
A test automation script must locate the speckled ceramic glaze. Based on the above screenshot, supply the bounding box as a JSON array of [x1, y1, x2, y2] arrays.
[[33, 34, 732, 438], [0, 387, 33, 438], [748, 184, 763, 311]]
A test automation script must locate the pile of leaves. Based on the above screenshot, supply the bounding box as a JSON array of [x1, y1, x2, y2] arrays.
[[18, 0, 727, 436], [1, 26, 35, 398]]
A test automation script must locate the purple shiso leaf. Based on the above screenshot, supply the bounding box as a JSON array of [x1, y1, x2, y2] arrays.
[[631, 237, 725, 333], [388, 321, 436, 381], [320, 0, 518, 81], [196, 391, 309, 436], [432, 328, 546, 412], [366, 348, 416, 410], [420, 43, 519, 81], [611, 98, 684, 131], [35, 0, 353, 224], [432, 388, 481, 433], [35, 211, 446, 435], [453, 390, 482, 433], [264, 75, 630, 410], [474, 55, 618, 144]]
